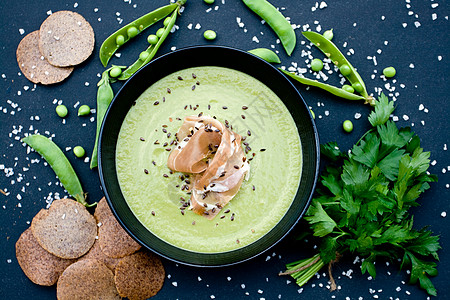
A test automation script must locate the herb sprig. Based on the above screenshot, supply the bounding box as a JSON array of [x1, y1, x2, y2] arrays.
[[282, 94, 440, 296]]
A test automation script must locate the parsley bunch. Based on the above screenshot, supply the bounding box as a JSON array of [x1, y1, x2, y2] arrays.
[[283, 94, 440, 296]]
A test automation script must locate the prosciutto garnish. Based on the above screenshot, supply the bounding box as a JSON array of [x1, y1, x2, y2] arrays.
[[167, 116, 250, 219]]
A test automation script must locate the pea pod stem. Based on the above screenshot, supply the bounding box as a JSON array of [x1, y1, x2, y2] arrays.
[[280, 69, 375, 104], [302, 31, 369, 99], [242, 0, 296, 56], [99, 1, 182, 67], [22, 135, 95, 207], [118, 5, 182, 81], [90, 67, 121, 169], [248, 48, 281, 63]]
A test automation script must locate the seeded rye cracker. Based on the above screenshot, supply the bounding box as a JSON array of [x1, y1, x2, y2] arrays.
[[77, 239, 120, 271], [16, 228, 75, 286], [114, 251, 165, 300], [57, 259, 120, 300], [16, 31, 73, 84], [39, 10, 95, 67], [94, 197, 114, 223], [31, 198, 97, 259], [98, 215, 141, 259]]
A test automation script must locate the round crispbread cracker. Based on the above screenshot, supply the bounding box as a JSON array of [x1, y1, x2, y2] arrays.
[[39, 11, 94, 67], [77, 239, 120, 272], [57, 259, 120, 300], [94, 197, 114, 223], [114, 251, 165, 300], [31, 198, 97, 259], [16, 227, 75, 286], [98, 215, 141, 259], [16, 31, 73, 84]]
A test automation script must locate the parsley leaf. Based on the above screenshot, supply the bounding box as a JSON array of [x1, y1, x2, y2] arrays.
[[368, 93, 394, 126], [305, 201, 337, 237]]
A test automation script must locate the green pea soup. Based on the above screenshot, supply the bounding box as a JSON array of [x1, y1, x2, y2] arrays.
[[116, 66, 302, 253]]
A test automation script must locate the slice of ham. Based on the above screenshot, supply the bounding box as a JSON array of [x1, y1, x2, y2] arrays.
[[167, 116, 250, 219]]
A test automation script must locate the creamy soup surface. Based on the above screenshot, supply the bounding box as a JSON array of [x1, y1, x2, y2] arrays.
[[116, 66, 302, 253]]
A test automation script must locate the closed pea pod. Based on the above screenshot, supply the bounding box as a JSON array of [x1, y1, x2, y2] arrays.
[[248, 48, 281, 63], [99, 1, 185, 67], [22, 135, 93, 207], [302, 31, 371, 100], [90, 68, 118, 169], [242, 0, 296, 56]]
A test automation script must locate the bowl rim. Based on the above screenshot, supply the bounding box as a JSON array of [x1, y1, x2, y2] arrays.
[[98, 44, 320, 267]]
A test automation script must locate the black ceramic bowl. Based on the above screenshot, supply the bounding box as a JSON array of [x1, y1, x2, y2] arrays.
[[98, 45, 319, 267]]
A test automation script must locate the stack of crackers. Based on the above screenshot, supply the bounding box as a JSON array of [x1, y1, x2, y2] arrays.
[[16, 198, 165, 299], [16, 11, 95, 85]]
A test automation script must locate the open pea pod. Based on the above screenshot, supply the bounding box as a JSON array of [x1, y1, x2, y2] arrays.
[[302, 31, 370, 99], [99, 1, 184, 67], [280, 69, 371, 102], [118, 5, 181, 81], [22, 135, 95, 207]]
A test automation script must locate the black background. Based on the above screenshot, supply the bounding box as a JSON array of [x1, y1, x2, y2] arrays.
[[1, 0, 449, 299]]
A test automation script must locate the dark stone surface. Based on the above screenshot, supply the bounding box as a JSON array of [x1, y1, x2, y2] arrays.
[[0, 0, 448, 299]]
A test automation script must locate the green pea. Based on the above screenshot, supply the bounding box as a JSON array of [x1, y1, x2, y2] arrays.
[[203, 30, 217, 40], [311, 58, 324, 72], [78, 105, 90, 116], [323, 29, 333, 41], [139, 51, 149, 61], [342, 85, 354, 93], [127, 26, 139, 38], [156, 28, 165, 38], [109, 66, 122, 78], [204, 0, 215, 4], [147, 34, 158, 45], [115, 34, 125, 46], [342, 120, 353, 133], [339, 64, 351, 76], [73, 146, 85, 158], [352, 82, 363, 93], [55, 105, 68, 118], [163, 17, 171, 27], [383, 66, 396, 78]]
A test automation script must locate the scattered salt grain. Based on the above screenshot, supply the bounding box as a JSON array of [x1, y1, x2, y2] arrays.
[[319, 1, 327, 9], [441, 212, 447, 218]]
